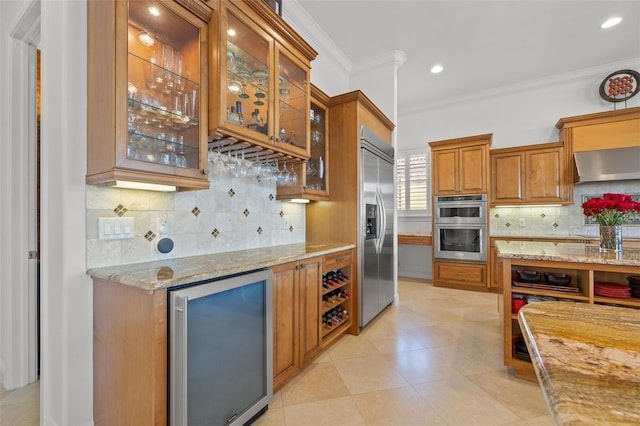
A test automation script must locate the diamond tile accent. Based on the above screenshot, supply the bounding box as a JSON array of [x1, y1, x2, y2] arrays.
[[289, 226, 294, 232], [505, 222, 511, 228], [257, 227, 263, 235], [553, 222, 559, 228], [144, 231, 157, 241], [494, 213, 500, 218], [269, 194, 274, 201], [540, 213, 546, 218], [192, 207, 201, 216], [279, 211, 284, 218], [114, 204, 128, 217], [243, 208, 250, 217], [211, 228, 220, 238], [228, 188, 235, 197]]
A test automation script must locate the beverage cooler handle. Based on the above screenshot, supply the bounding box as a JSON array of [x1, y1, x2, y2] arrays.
[[375, 188, 386, 254]]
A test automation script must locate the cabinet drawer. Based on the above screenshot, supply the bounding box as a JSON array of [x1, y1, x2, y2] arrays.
[[323, 250, 353, 271], [434, 261, 487, 287]]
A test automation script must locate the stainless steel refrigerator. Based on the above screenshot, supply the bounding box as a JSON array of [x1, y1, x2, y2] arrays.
[[360, 125, 395, 328]]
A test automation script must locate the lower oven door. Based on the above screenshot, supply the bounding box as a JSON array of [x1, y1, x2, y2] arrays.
[[434, 224, 486, 262]]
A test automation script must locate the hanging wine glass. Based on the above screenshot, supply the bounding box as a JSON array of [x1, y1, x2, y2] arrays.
[[289, 162, 298, 187]]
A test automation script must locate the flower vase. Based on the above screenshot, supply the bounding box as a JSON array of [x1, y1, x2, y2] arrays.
[[599, 225, 622, 252]]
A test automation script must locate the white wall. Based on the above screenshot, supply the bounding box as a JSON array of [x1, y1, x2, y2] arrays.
[[40, 0, 93, 424], [398, 60, 640, 150]]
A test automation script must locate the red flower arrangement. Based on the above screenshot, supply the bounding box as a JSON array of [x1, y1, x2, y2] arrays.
[[582, 193, 640, 225]]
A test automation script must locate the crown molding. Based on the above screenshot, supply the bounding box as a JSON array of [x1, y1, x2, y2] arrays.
[[351, 50, 407, 77], [282, 0, 352, 77]]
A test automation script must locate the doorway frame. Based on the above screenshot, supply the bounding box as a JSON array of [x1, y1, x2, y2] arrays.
[[2, 0, 40, 390]]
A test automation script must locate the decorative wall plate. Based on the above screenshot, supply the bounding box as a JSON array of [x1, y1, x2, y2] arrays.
[[599, 69, 640, 103]]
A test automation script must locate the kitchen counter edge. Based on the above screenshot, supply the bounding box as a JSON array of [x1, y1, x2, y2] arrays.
[[87, 242, 356, 291], [494, 240, 640, 267], [518, 301, 640, 424]]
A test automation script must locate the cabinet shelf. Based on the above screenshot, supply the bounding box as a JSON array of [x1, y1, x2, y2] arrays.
[[322, 315, 351, 338], [594, 296, 640, 308], [511, 287, 590, 301], [322, 279, 350, 295], [322, 296, 349, 312]]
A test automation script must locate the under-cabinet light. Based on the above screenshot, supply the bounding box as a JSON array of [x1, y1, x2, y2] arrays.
[[286, 198, 310, 204], [112, 180, 176, 192], [495, 204, 562, 208], [148, 6, 160, 17], [227, 28, 237, 37]]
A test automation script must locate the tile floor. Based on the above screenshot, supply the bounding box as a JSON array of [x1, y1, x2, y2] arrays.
[[0, 278, 552, 426], [255, 278, 552, 426]]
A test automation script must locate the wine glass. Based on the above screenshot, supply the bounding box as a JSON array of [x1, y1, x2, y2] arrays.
[[289, 163, 298, 187]]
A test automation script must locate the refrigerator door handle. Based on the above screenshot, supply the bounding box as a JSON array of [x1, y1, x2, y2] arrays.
[[375, 188, 386, 254]]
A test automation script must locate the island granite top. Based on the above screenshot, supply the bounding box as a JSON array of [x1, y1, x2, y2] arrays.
[[494, 240, 640, 267], [87, 242, 355, 291], [518, 301, 640, 425]]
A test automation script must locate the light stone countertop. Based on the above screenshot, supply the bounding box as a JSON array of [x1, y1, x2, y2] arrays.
[[495, 240, 640, 267], [518, 301, 640, 425], [87, 242, 355, 291]]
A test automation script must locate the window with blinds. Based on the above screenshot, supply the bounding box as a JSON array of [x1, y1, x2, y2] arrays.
[[396, 149, 429, 215]]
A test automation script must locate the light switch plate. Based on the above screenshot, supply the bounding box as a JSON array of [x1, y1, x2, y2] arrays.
[[99, 217, 135, 240]]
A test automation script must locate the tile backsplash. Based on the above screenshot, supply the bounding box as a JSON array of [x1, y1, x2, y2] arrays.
[[490, 181, 640, 238], [86, 160, 305, 268]]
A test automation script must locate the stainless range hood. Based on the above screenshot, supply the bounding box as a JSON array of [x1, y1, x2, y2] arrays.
[[574, 146, 640, 183]]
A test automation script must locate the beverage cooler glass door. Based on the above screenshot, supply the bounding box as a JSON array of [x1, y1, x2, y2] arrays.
[[434, 225, 486, 262], [169, 269, 273, 426]]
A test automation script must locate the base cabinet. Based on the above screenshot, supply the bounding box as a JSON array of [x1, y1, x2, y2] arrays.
[[271, 249, 354, 391], [433, 260, 488, 292], [272, 257, 321, 390]]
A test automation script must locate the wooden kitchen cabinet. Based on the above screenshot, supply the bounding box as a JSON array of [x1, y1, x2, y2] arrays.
[[433, 260, 488, 292], [272, 256, 322, 390], [490, 142, 571, 206], [87, 0, 211, 191], [321, 249, 354, 348], [210, 0, 317, 160], [429, 134, 491, 195], [277, 84, 330, 201], [556, 106, 640, 192], [306, 91, 395, 334]]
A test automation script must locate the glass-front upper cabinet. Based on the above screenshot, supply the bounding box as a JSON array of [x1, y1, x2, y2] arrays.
[[126, 1, 204, 171], [223, 11, 270, 138], [277, 84, 329, 201], [215, 0, 315, 160], [87, 0, 210, 190]]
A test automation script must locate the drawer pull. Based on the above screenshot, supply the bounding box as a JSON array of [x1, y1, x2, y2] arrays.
[[336, 257, 345, 262]]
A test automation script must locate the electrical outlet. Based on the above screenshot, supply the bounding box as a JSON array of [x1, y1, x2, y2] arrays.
[[99, 217, 134, 240], [518, 218, 526, 227]]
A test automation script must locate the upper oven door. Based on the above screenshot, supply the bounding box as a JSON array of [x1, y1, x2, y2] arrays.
[[434, 195, 486, 224]]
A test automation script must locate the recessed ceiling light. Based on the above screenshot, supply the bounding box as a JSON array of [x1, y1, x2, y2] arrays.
[[431, 64, 444, 74], [601, 17, 622, 29]]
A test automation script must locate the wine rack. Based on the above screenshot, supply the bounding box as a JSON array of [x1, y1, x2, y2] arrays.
[[321, 249, 354, 344]]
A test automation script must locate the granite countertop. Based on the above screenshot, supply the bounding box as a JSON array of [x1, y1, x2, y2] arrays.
[[87, 242, 355, 291], [518, 301, 640, 425], [495, 240, 640, 267], [490, 234, 597, 240]]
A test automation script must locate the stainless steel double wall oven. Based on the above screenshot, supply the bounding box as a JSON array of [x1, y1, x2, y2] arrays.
[[433, 194, 487, 262]]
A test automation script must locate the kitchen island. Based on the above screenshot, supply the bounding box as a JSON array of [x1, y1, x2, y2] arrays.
[[518, 302, 640, 425], [495, 240, 640, 382]]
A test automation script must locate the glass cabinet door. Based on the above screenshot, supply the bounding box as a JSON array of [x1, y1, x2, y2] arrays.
[[224, 11, 270, 138], [276, 52, 308, 152], [126, 0, 202, 170], [306, 99, 327, 193]]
